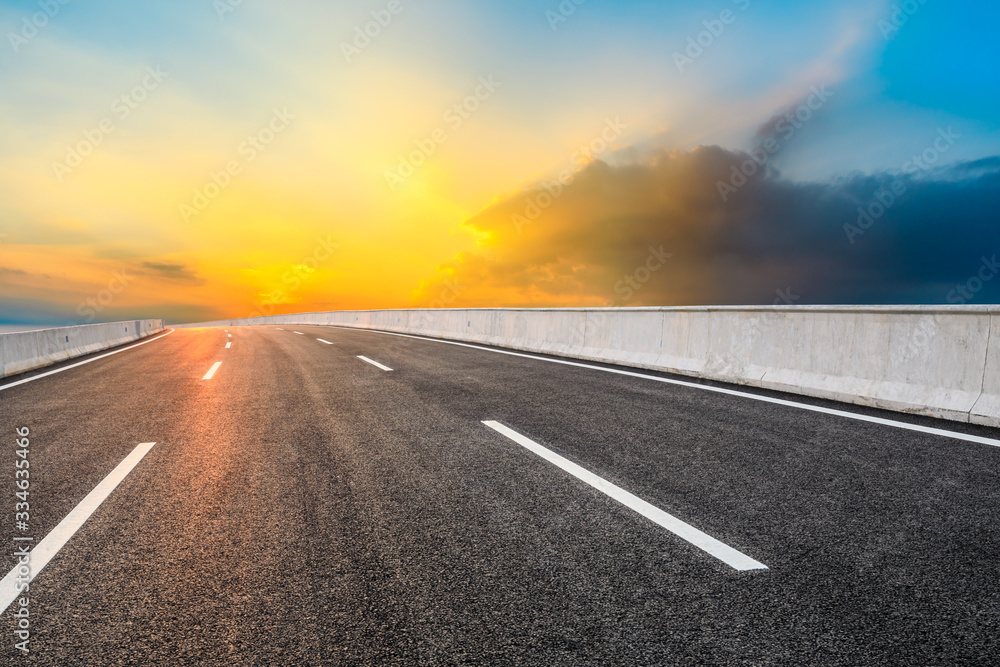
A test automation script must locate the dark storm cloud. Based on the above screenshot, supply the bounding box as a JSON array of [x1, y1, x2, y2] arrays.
[[414, 145, 1000, 307], [138, 262, 206, 284]]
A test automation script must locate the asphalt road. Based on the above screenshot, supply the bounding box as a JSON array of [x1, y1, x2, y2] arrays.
[[1, 324, 999, 665]]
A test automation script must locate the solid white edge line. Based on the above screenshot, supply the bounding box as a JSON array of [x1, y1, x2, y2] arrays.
[[225, 342, 232, 349], [203, 361, 223, 380], [357, 355, 393, 371], [483, 421, 767, 571], [326, 327, 1000, 449], [316, 339, 333, 345], [0, 442, 156, 615], [0, 329, 175, 393]]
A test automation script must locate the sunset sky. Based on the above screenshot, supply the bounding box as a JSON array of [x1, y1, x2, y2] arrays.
[[1, 0, 998, 324]]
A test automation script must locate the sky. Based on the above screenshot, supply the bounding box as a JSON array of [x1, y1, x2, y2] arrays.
[[0, 0, 998, 325]]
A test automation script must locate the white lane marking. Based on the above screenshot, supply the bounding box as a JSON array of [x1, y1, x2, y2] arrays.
[[202, 361, 222, 380], [0, 443, 156, 615], [317, 339, 333, 345], [0, 329, 175, 393], [332, 327, 1000, 449], [357, 355, 392, 371], [293, 331, 304, 335], [483, 421, 767, 571], [277, 328, 285, 330], [225, 342, 232, 349], [227, 334, 232, 338]]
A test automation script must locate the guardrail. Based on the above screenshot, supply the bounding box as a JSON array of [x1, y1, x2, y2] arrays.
[[178, 306, 1000, 427], [0, 320, 166, 379]]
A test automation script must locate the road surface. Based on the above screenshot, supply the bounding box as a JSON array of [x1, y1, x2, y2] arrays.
[[1, 325, 999, 665]]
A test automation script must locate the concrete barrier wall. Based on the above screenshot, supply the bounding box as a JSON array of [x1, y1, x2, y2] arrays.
[[0, 319, 166, 379], [176, 306, 1000, 427]]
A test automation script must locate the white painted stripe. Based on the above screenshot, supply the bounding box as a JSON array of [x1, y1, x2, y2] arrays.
[[276, 328, 284, 330], [0, 443, 156, 615], [332, 327, 1000, 449], [357, 355, 392, 371], [202, 361, 222, 380], [316, 339, 333, 345], [0, 329, 175, 393], [227, 334, 232, 338], [482, 421, 766, 571], [225, 342, 232, 349], [293, 331, 304, 335]]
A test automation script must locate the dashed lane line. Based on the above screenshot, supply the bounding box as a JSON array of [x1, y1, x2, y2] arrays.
[[483, 421, 767, 572]]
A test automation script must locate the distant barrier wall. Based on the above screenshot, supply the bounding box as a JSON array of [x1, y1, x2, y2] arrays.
[[0, 320, 166, 379], [177, 307, 1000, 427]]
